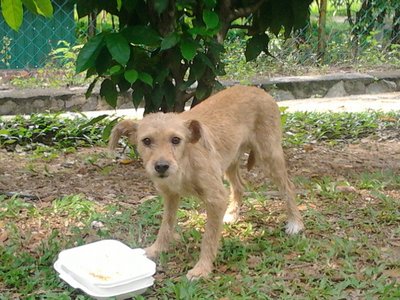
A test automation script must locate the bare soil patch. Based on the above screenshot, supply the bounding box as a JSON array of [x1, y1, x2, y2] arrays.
[[1, 138, 399, 205]]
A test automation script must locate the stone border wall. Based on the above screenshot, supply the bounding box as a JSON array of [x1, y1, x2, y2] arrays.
[[1, 71, 399, 115], [226, 71, 400, 100]]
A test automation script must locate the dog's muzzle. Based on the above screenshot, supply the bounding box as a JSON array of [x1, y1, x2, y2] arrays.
[[154, 160, 170, 177]]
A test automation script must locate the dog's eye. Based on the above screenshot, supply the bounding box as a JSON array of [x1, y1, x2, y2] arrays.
[[171, 137, 181, 145], [142, 138, 152, 146]]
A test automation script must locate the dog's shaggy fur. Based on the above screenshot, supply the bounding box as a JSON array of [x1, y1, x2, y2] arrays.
[[109, 85, 304, 279]]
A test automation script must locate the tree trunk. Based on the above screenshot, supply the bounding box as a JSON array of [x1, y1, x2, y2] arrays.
[[317, 0, 328, 62], [391, 6, 400, 44], [88, 11, 97, 38]]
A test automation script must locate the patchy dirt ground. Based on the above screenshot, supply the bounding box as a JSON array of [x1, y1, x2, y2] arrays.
[[1, 138, 399, 298], [0, 138, 399, 205]]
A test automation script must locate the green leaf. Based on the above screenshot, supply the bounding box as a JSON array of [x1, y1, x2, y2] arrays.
[[116, 0, 122, 10], [122, 26, 161, 46], [192, 59, 206, 77], [85, 77, 98, 98], [33, 0, 53, 17], [160, 32, 180, 50], [21, 0, 38, 14], [118, 78, 131, 93], [94, 47, 112, 76], [203, 10, 219, 29], [109, 65, 122, 75], [180, 39, 197, 61], [139, 72, 153, 87], [102, 117, 120, 142], [188, 26, 209, 36], [76, 34, 105, 73], [79, 115, 108, 130], [100, 79, 118, 108], [164, 81, 175, 109], [203, 0, 216, 8], [76, 0, 96, 18], [86, 67, 97, 79], [154, 0, 168, 14], [106, 33, 130, 66], [151, 86, 164, 108], [124, 69, 139, 84], [0, 129, 10, 135], [245, 34, 270, 62], [195, 85, 210, 101], [197, 53, 215, 72], [155, 68, 169, 85], [1, 0, 23, 31], [132, 88, 144, 109]]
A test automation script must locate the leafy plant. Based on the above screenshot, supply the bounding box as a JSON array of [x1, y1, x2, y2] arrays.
[[10, 41, 88, 88], [0, 113, 113, 150], [0, 0, 53, 31], [1, 111, 398, 153], [281, 111, 400, 146], [0, 36, 12, 67], [74, 0, 312, 113]]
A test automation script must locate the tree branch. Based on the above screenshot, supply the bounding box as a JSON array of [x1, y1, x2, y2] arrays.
[[229, 0, 267, 21], [230, 24, 252, 30], [346, 0, 354, 27], [183, 90, 195, 102]]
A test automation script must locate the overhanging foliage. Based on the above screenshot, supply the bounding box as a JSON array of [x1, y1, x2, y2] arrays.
[[75, 0, 313, 113]]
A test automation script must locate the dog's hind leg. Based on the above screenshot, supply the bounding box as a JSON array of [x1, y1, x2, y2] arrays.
[[223, 162, 245, 224], [145, 191, 181, 258], [256, 137, 304, 234]]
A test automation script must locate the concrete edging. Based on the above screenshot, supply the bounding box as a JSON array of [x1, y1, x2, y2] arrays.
[[1, 71, 399, 115]]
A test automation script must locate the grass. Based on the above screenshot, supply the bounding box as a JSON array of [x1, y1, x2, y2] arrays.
[[1, 176, 399, 299], [0, 111, 399, 299]]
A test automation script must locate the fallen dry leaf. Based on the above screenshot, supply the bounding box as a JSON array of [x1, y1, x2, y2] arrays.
[[335, 185, 358, 194], [303, 144, 314, 152], [379, 116, 397, 122], [298, 203, 316, 211], [247, 255, 263, 269], [382, 269, 400, 282], [0, 230, 8, 243], [119, 159, 134, 165]]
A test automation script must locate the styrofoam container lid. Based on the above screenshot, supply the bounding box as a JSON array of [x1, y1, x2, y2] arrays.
[[55, 259, 154, 299], [56, 239, 156, 288]]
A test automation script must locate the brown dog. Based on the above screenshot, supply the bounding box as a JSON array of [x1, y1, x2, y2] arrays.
[[109, 85, 304, 279]]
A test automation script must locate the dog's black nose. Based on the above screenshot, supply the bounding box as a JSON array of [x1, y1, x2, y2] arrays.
[[154, 161, 169, 174]]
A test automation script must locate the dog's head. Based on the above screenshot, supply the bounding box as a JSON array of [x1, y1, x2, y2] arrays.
[[109, 113, 209, 180], [137, 113, 204, 180]]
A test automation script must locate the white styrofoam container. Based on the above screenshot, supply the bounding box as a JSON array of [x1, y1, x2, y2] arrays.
[[54, 239, 156, 299]]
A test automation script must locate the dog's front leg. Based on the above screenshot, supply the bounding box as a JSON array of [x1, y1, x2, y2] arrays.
[[187, 189, 228, 280], [145, 192, 180, 259]]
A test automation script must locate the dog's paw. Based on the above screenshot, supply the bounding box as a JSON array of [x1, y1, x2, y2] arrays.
[[285, 220, 304, 235], [144, 245, 161, 259], [223, 212, 239, 224], [223, 206, 240, 224], [186, 264, 212, 281]]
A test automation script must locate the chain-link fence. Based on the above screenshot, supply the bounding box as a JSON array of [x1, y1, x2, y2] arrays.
[[225, 0, 400, 76], [279, 1, 399, 68], [1, 0, 399, 74], [0, 0, 75, 69]]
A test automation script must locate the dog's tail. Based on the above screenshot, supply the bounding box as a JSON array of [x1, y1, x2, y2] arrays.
[[108, 119, 138, 150], [247, 150, 256, 171]]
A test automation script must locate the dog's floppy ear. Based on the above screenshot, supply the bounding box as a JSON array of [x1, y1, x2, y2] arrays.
[[108, 119, 138, 150], [187, 119, 202, 143], [186, 119, 214, 151]]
